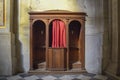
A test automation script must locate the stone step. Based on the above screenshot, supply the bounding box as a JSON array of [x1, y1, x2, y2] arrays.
[[72, 61, 81, 68], [38, 62, 46, 69]]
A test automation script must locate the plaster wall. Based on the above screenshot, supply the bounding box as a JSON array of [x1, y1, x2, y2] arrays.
[[19, 0, 103, 74]]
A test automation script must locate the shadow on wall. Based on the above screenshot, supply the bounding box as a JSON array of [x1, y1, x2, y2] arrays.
[[12, 0, 24, 74], [16, 41, 24, 73]]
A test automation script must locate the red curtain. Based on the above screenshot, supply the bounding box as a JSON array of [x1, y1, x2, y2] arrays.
[[52, 20, 66, 48]]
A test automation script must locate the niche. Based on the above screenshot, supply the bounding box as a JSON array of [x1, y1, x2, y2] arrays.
[[32, 20, 46, 69], [69, 20, 81, 69]]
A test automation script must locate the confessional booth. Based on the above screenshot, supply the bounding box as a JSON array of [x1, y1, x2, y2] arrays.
[[29, 10, 86, 72]]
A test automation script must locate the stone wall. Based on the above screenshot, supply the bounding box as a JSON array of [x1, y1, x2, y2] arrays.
[[84, 0, 103, 74], [0, 0, 118, 77]]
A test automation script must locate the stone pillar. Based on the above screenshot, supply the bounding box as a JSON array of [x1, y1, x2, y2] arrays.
[[102, 0, 112, 73], [0, 0, 16, 75], [117, 0, 120, 76], [103, 0, 120, 79], [106, 0, 118, 74]]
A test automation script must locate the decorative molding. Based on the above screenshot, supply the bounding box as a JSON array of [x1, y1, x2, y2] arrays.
[[0, 0, 5, 28]]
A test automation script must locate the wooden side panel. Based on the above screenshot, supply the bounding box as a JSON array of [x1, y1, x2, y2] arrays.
[[47, 48, 66, 71]]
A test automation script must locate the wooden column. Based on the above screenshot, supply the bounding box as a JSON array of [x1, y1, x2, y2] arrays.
[[30, 19, 33, 70], [66, 19, 69, 70], [81, 20, 85, 69], [79, 19, 85, 69], [46, 19, 49, 70]]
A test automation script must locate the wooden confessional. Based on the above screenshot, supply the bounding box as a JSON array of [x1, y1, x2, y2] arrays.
[[29, 10, 86, 72]]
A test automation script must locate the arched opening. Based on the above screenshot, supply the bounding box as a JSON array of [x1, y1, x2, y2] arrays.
[[69, 20, 81, 69], [32, 20, 46, 69], [48, 19, 67, 70], [49, 19, 66, 48]]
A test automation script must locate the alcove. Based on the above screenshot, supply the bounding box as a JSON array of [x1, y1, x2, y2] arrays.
[[32, 20, 46, 69], [69, 20, 81, 69]]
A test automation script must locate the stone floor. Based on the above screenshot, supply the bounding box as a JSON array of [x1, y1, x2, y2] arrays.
[[0, 73, 115, 80]]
